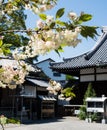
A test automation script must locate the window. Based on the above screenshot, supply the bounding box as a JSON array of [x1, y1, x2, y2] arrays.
[[96, 102, 103, 108], [87, 102, 103, 108], [53, 72, 61, 77], [87, 102, 94, 107]]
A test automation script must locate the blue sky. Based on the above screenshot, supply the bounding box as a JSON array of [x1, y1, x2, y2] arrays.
[[26, 0, 107, 62]]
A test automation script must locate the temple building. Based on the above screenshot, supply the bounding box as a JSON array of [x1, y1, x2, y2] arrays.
[[50, 27, 107, 104]]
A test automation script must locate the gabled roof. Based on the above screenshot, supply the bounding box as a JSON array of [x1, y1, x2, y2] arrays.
[[86, 97, 107, 102], [0, 57, 40, 73], [26, 78, 49, 88], [50, 27, 107, 76], [38, 95, 56, 101], [0, 57, 18, 67], [36, 58, 54, 65]]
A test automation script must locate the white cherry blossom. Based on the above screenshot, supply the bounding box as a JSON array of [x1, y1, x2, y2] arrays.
[[37, 19, 45, 28], [68, 12, 77, 20]]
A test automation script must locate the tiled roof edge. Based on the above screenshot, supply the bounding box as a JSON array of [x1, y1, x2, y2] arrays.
[[36, 58, 54, 65], [63, 52, 88, 61], [85, 32, 107, 60], [49, 61, 64, 66]]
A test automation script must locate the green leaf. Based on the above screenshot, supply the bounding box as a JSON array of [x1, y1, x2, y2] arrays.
[[58, 46, 64, 52], [56, 20, 66, 26], [76, 14, 92, 24], [2, 48, 11, 55], [79, 14, 92, 22], [55, 49, 60, 57], [80, 26, 98, 39], [0, 48, 3, 54], [56, 8, 65, 19], [46, 37, 52, 41], [0, 68, 4, 73], [62, 87, 76, 98], [0, 43, 12, 55], [0, 39, 3, 47], [39, 13, 47, 20], [49, 22, 55, 29], [60, 42, 67, 47], [2, 44, 12, 48]]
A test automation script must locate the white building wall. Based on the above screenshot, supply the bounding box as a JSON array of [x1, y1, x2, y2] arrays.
[[80, 75, 95, 82], [80, 68, 107, 82], [96, 74, 107, 81]]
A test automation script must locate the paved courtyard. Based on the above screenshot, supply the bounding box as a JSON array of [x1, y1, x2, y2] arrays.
[[1, 117, 107, 130]]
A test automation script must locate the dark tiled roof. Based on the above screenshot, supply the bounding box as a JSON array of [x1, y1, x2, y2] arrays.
[[50, 27, 107, 75], [36, 58, 54, 65]]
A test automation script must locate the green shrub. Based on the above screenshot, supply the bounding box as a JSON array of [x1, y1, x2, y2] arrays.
[[83, 82, 96, 105], [78, 106, 87, 120], [89, 112, 101, 122], [7, 118, 20, 124]]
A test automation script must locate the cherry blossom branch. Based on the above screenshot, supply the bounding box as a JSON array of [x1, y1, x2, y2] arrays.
[[0, 29, 37, 34]]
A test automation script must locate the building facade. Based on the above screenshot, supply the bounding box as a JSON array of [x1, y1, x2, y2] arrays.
[[0, 58, 57, 121], [50, 27, 107, 104]]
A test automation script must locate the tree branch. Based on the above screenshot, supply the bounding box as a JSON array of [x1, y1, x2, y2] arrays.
[[0, 29, 38, 34]]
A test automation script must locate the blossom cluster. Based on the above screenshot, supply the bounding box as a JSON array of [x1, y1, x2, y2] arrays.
[[0, 0, 96, 94], [0, 60, 35, 89], [46, 80, 72, 101], [0, 115, 7, 125], [47, 80, 62, 95], [13, 22, 81, 60], [12, 11, 81, 60], [25, 0, 56, 14], [0, 0, 56, 15], [13, 29, 81, 59], [1, 0, 82, 60]]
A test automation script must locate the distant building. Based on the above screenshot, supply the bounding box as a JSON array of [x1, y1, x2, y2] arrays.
[[35, 58, 66, 85], [0, 57, 56, 121]]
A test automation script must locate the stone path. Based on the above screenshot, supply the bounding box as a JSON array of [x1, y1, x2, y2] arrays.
[[1, 117, 107, 130]]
